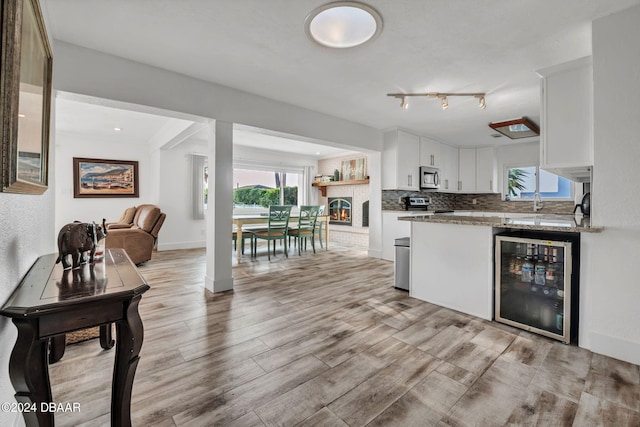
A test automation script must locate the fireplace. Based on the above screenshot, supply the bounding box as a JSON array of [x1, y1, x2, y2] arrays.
[[328, 197, 352, 226]]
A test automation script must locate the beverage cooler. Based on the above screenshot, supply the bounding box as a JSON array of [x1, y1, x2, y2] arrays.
[[494, 231, 580, 344]]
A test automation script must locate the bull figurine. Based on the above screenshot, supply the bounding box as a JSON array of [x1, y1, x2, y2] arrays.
[[55, 219, 108, 270]]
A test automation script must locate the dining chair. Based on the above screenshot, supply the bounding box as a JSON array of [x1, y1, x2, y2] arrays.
[[315, 205, 325, 249], [232, 229, 254, 255], [288, 205, 320, 256], [250, 205, 292, 260]]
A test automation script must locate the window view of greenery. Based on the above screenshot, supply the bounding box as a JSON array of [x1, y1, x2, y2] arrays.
[[507, 166, 572, 199], [233, 169, 299, 208]]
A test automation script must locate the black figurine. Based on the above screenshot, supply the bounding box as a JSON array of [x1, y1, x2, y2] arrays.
[[55, 219, 107, 270]]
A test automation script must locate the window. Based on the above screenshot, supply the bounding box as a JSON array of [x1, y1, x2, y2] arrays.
[[505, 165, 573, 200], [233, 168, 301, 210]]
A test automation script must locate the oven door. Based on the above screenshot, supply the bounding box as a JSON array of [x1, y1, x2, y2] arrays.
[[420, 166, 440, 190]]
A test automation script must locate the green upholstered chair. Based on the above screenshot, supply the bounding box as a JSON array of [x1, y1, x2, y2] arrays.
[[288, 205, 320, 256], [232, 229, 254, 255], [315, 205, 325, 249], [251, 205, 292, 260]]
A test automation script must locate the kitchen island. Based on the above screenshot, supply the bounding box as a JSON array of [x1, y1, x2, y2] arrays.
[[398, 212, 602, 320]]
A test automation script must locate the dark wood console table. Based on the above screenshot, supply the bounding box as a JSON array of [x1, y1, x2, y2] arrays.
[[0, 248, 149, 427]]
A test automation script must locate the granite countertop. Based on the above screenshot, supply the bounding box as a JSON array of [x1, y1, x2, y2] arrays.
[[398, 212, 603, 233]]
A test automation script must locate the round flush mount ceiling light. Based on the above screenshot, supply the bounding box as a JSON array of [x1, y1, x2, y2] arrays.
[[305, 1, 383, 48]]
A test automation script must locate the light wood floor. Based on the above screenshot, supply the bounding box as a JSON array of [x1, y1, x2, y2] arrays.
[[49, 244, 640, 426]]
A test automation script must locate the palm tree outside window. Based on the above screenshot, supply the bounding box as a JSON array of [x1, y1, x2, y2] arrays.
[[504, 165, 573, 200]]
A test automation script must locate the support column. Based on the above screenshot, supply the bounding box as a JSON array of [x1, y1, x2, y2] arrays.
[[205, 120, 234, 293]]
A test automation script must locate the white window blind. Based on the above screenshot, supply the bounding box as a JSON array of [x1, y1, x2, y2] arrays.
[[191, 154, 207, 219]]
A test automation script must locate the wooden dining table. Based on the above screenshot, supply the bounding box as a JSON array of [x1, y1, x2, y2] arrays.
[[233, 214, 329, 262]]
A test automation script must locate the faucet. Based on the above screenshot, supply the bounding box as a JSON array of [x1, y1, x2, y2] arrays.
[[533, 193, 544, 212]]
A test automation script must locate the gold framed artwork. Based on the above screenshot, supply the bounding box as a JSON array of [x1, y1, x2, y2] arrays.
[[341, 157, 366, 181], [0, 0, 53, 194], [73, 158, 139, 198]]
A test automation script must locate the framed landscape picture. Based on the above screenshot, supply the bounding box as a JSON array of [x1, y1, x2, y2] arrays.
[[341, 157, 366, 181], [73, 157, 139, 198]]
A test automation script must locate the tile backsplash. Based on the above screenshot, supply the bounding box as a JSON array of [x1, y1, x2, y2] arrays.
[[382, 190, 575, 214]]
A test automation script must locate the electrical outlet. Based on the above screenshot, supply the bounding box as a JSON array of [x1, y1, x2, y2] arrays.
[[427, 197, 432, 204], [398, 197, 403, 203], [472, 198, 477, 205]]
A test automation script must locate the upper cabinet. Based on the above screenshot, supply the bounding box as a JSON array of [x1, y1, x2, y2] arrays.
[[440, 144, 459, 192], [458, 149, 476, 192], [382, 129, 420, 190], [458, 147, 497, 193], [419, 137, 442, 168], [537, 56, 593, 182]]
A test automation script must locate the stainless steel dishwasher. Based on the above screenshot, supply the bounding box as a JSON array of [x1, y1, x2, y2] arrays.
[[394, 237, 410, 291]]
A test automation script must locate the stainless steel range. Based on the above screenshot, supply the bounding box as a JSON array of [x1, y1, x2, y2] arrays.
[[402, 197, 429, 211]]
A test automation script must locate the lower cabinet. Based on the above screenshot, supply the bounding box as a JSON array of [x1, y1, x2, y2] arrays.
[[381, 211, 411, 261]]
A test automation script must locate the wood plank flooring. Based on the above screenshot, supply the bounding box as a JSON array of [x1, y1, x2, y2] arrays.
[[48, 244, 640, 426]]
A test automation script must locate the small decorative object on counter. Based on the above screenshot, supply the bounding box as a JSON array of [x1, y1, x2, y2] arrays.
[[333, 169, 340, 181]]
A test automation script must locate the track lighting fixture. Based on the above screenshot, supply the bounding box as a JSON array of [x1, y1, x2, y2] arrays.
[[387, 92, 487, 110], [477, 95, 486, 110]]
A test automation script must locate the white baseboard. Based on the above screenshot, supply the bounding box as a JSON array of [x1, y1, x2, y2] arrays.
[[204, 274, 233, 293], [588, 332, 640, 365], [368, 248, 382, 259]]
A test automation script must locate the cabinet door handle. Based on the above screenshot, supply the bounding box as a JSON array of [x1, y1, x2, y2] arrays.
[[430, 154, 435, 166], [458, 181, 462, 191], [490, 180, 493, 191], [408, 174, 412, 187]]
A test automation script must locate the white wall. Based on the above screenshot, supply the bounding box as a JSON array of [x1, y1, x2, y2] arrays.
[[581, 5, 640, 365], [158, 139, 208, 250], [0, 12, 56, 426], [0, 191, 56, 427], [54, 131, 157, 234]]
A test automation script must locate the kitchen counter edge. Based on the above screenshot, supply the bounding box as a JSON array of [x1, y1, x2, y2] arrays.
[[398, 214, 603, 233]]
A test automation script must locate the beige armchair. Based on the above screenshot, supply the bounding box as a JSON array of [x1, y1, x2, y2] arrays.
[[105, 204, 166, 264]]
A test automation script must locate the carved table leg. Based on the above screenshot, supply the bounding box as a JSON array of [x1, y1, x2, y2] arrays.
[[9, 318, 54, 427], [100, 323, 115, 349], [111, 296, 144, 427], [49, 334, 66, 364]]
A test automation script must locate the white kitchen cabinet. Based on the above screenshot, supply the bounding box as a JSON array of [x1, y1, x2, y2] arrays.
[[419, 136, 442, 168], [440, 144, 459, 192], [381, 211, 412, 261], [537, 56, 593, 182], [476, 147, 497, 192], [458, 148, 476, 192], [457, 147, 497, 193], [383, 129, 420, 190]]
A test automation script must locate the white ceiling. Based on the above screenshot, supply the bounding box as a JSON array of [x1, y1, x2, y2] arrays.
[[45, 0, 640, 151]]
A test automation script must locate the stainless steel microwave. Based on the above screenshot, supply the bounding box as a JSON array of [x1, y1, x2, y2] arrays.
[[420, 166, 440, 190]]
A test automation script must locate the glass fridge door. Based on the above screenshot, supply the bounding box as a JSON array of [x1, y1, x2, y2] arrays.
[[495, 236, 572, 343]]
